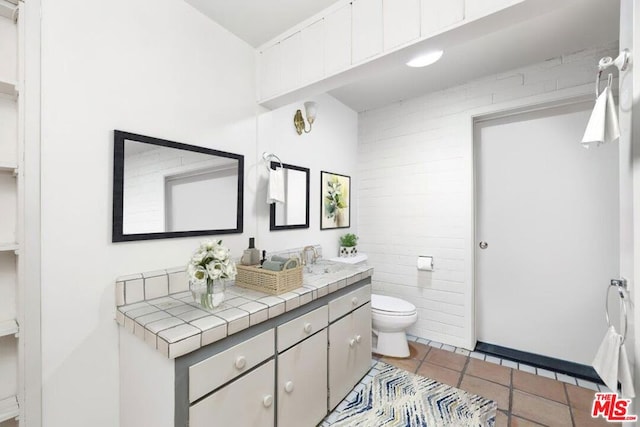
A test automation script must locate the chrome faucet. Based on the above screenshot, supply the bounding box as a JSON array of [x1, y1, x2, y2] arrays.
[[302, 246, 319, 271]]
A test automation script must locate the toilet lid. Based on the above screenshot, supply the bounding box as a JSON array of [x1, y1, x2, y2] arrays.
[[371, 294, 416, 314]]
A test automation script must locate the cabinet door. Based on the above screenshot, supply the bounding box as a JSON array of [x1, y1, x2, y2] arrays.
[[351, 0, 383, 64], [278, 330, 328, 427], [383, 0, 420, 51], [324, 3, 351, 74], [189, 360, 275, 427], [259, 43, 282, 100], [328, 303, 372, 410], [279, 32, 302, 92], [300, 19, 325, 84]]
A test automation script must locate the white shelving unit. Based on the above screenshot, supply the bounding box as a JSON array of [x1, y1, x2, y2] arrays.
[[0, 396, 19, 424], [0, 320, 18, 339], [0, 0, 21, 425]]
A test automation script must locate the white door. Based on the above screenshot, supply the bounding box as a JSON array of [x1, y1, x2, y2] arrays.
[[475, 102, 619, 365]]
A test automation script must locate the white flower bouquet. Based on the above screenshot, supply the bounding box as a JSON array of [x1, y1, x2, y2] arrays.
[[188, 240, 237, 309]]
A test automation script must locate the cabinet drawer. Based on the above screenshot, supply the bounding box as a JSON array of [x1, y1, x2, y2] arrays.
[[329, 284, 371, 322], [277, 306, 328, 352], [189, 329, 275, 403], [189, 360, 275, 427]]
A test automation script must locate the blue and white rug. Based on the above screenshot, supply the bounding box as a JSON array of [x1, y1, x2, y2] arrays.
[[327, 362, 496, 427]]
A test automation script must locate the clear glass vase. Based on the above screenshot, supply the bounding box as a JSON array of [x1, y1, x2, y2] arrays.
[[191, 278, 226, 310]]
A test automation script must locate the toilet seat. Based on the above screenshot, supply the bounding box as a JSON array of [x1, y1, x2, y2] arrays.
[[371, 294, 416, 316]]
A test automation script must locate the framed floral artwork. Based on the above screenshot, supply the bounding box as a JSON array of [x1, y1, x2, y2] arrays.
[[320, 171, 350, 230]]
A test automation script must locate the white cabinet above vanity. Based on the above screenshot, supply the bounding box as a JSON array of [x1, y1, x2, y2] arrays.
[[117, 261, 372, 427]]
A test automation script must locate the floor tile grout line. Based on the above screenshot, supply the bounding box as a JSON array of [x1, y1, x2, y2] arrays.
[[563, 382, 577, 427]]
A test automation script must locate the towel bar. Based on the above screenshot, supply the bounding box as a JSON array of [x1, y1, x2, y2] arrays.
[[605, 279, 628, 344]]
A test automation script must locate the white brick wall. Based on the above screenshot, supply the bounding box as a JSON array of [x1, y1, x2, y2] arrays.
[[358, 42, 618, 349]]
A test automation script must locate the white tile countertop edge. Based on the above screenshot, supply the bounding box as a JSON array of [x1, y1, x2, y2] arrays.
[[115, 262, 373, 359]]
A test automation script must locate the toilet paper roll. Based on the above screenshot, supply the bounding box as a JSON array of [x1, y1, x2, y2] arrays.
[[417, 256, 433, 271]]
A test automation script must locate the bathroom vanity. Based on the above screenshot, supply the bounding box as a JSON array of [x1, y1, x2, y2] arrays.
[[116, 261, 372, 427]]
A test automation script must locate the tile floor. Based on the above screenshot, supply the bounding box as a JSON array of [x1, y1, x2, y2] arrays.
[[322, 338, 620, 427]]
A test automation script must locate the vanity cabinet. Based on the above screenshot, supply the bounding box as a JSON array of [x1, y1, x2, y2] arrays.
[[119, 277, 372, 427]]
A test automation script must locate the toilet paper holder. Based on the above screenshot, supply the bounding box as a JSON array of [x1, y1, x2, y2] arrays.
[[417, 256, 433, 271]]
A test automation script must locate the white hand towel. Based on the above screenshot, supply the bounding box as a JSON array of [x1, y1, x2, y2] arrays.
[[581, 84, 621, 148], [266, 168, 285, 204], [619, 342, 635, 398], [592, 326, 635, 398]]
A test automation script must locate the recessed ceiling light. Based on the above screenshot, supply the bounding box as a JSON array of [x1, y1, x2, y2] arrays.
[[406, 50, 444, 68]]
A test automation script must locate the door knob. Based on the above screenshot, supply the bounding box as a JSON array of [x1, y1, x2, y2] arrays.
[[352, 297, 359, 306], [355, 334, 362, 344], [284, 381, 294, 393], [349, 338, 355, 348], [479, 241, 488, 249]]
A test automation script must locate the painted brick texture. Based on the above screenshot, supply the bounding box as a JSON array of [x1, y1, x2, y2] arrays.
[[357, 42, 617, 348]]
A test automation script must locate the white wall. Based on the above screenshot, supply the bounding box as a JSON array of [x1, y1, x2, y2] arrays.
[[358, 42, 618, 349], [619, 0, 640, 413], [256, 93, 359, 257], [39, 0, 258, 426], [38, 2, 359, 426]]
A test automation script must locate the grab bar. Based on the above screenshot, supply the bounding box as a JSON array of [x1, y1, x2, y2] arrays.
[[605, 278, 628, 345]]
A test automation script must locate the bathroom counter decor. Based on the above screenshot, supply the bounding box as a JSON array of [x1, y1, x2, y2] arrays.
[[235, 262, 303, 295], [115, 260, 372, 359]]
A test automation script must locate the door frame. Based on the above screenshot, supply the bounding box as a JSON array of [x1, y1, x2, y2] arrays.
[[462, 84, 594, 349]]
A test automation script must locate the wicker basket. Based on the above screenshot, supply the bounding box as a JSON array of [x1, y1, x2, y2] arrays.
[[235, 259, 303, 295]]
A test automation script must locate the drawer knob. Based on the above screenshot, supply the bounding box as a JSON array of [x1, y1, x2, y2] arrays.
[[349, 338, 355, 348], [303, 322, 312, 334], [263, 395, 273, 408], [352, 297, 359, 306], [355, 334, 362, 344], [234, 356, 247, 370], [284, 381, 294, 393]]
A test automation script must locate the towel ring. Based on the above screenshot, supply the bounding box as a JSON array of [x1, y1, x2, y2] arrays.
[[605, 280, 628, 345], [262, 152, 283, 171], [593, 71, 614, 100]]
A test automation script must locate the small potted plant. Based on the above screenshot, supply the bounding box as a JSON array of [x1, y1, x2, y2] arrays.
[[339, 233, 358, 257]]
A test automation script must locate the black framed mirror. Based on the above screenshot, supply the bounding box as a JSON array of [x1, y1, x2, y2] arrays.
[[269, 162, 310, 231], [113, 130, 244, 242]]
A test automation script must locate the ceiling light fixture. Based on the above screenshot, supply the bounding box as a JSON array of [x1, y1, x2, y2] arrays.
[[406, 50, 444, 68]]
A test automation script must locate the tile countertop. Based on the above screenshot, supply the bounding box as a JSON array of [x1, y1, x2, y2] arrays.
[[115, 261, 373, 359]]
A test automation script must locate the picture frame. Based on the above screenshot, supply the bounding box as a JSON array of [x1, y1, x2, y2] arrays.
[[320, 171, 351, 230]]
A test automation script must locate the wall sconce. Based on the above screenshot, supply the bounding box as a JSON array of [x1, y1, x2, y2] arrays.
[[294, 101, 318, 135]]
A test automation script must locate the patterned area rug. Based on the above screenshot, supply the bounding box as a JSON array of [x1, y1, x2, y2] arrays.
[[329, 362, 497, 427]]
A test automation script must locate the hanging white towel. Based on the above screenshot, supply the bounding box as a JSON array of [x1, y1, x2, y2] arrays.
[[266, 168, 285, 204], [592, 326, 635, 398], [581, 75, 620, 148]]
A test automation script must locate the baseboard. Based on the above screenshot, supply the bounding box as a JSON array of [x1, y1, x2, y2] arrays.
[[475, 342, 601, 384]]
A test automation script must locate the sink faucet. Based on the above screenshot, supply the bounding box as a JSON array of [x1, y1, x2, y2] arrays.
[[302, 246, 319, 271]]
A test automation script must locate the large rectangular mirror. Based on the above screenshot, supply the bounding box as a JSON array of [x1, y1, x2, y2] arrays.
[[113, 130, 244, 242], [269, 162, 310, 231]]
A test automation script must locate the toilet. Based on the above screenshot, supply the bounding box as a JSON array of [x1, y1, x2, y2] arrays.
[[371, 293, 418, 358]]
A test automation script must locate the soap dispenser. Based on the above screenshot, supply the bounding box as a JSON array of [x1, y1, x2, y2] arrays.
[[241, 237, 261, 265]]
